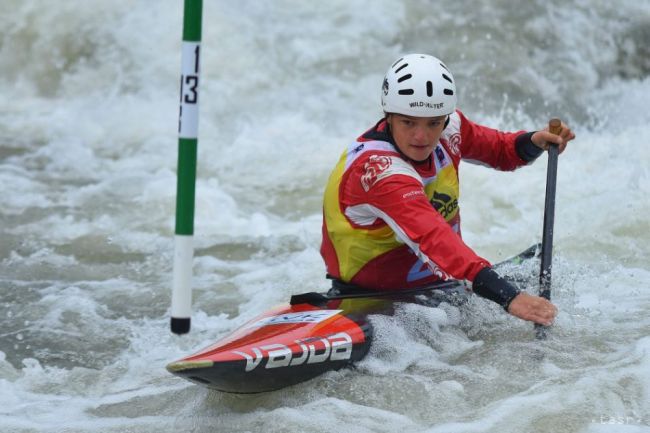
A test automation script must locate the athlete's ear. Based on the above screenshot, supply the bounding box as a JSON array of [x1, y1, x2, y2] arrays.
[[444, 115, 450, 129]]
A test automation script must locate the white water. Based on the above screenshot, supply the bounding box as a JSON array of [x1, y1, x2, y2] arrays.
[[1, 1, 649, 432]]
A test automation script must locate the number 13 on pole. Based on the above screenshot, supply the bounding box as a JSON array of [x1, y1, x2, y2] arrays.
[[172, 0, 203, 335]]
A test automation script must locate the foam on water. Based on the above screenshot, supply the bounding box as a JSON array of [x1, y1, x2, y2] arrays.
[[1, 0, 649, 432]]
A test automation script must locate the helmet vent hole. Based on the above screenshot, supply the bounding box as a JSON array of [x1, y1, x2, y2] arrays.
[[392, 57, 404, 68], [444, 88, 454, 95], [398, 89, 414, 95], [397, 74, 412, 83], [426, 81, 433, 96], [395, 63, 408, 73], [442, 74, 453, 83]]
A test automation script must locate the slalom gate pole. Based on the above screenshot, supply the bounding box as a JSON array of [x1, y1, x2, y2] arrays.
[[171, 0, 203, 335], [535, 118, 562, 340]]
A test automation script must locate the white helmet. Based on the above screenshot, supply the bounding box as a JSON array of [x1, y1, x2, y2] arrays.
[[381, 54, 457, 117]]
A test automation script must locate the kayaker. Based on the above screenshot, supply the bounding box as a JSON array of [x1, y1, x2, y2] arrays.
[[320, 53, 575, 326]]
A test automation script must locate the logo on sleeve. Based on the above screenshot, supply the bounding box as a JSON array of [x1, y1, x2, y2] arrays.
[[402, 190, 425, 200], [360, 155, 392, 192], [447, 133, 461, 155]]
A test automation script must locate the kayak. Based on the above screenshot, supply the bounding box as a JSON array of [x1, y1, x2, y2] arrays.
[[166, 244, 540, 393]]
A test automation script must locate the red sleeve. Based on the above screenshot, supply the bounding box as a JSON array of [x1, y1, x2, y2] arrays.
[[352, 172, 491, 282], [457, 110, 528, 171]]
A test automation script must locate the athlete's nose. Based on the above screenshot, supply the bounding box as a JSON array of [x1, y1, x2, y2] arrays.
[[412, 125, 428, 144]]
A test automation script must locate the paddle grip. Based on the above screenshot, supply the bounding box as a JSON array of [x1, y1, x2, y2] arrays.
[[549, 118, 562, 136]]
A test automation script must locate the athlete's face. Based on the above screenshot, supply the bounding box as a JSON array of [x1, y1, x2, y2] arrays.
[[387, 114, 447, 162]]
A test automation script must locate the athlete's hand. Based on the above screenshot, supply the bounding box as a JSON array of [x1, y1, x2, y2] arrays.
[[507, 292, 557, 325], [531, 121, 575, 154]]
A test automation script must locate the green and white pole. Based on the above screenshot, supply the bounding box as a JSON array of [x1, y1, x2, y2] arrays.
[[171, 0, 203, 335]]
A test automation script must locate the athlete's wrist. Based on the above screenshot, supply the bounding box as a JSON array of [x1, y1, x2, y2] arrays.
[[515, 131, 543, 162], [471, 267, 521, 310]]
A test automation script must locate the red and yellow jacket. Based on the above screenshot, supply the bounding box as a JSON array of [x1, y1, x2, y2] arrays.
[[321, 110, 535, 290]]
